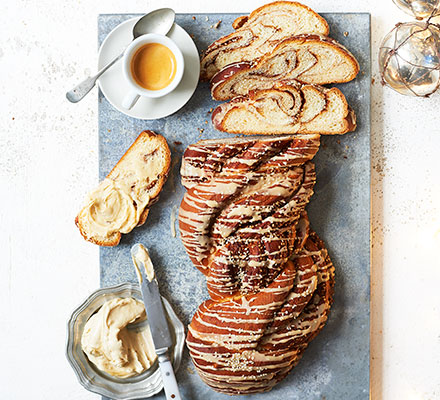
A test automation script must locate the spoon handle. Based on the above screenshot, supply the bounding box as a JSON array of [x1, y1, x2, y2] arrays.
[[66, 52, 123, 103]]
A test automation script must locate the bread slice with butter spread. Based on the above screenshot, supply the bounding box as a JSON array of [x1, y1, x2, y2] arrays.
[[75, 130, 171, 246]]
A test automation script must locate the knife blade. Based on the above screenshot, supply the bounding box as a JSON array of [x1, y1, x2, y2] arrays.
[[131, 243, 181, 400]]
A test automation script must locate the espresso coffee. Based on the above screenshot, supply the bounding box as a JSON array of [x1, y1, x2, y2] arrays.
[[131, 43, 177, 91]]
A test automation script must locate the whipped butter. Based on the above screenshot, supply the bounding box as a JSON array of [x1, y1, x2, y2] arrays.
[[132, 244, 155, 283], [81, 297, 156, 378], [77, 178, 148, 239], [76, 133, 169, 242]]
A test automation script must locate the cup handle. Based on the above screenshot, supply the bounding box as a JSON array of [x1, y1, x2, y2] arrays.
[[122, 91, 140, 110]]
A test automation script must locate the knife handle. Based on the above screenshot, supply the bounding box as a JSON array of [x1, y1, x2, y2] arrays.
[[158, 352, 182, 400]]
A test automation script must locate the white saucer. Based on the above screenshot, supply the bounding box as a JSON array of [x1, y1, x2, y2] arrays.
[[98, 18, 200, 120]]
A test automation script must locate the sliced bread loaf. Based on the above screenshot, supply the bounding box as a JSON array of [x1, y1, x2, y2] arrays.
[[200, 1, 329, 80], [212, 81, 356, 135], [211, 34, 359, 101], [75, 131, 171, 246]]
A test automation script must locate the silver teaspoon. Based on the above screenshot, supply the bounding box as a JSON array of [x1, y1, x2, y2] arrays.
[[66, 8, 176, 103]]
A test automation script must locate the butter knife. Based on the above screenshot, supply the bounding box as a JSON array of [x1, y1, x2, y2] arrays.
[[131, 244, 182, 400]]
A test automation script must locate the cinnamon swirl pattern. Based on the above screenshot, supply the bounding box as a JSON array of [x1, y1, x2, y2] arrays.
[[210, 34, 359, 101], [212, 81, 356, 136], [200, 1, 329, 80], [179, 135, 335, 394]]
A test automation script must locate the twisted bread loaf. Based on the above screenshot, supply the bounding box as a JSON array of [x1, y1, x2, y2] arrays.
[[212, 81, 356, 135], [200, 1, 329, 80], [211, 35, 359, 101], [186, 229, 334, 394], [179, 135, 320, 300], [179, 136, 335, 394]]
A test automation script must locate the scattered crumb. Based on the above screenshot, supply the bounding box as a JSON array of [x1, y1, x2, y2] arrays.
[[170, 206, 177, 238], [337, 139, 341, 145], [205, 16, 209, 21], [107, 129, 111, 132], [373, 162, 384, 174], [343, 31, 349, 37], [190, 34, 195, 39], [174, 141, 182, 145], [12, 117, 15, 120], [192, 16, 196, 20], [205, 120, 208, 124], [199, 128, 204, 133], [209, 21, 221, 29], [207, 107, 213, 114], [187, 367, 195, 374], [343, 155, 348, 159]]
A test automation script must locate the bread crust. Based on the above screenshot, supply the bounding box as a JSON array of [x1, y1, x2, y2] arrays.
[[233, 1, 330, 34], [212, 81, 356, 135], [186, 230, 335, 394], [178, 136, 334, 394], [211, 34, 360, 101], [75, 130, 171, 246], [75, 215, 122, 247], [286, 33, 360, 82], [200, 1, 330, 80]]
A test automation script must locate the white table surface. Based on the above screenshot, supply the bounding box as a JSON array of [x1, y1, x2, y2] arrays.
[[1, 0, 439, 399]]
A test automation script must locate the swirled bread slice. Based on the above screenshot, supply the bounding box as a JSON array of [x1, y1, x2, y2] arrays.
[[200, 1, 329, 80], [212, 81, 356, 135], [75, 131, 171, 246], [211, 34, 359, 101]]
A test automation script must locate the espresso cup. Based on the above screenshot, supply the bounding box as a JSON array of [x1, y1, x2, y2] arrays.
[[122, 33, 184, 110]]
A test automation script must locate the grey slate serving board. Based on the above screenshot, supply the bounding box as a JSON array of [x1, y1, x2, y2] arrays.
[[98, 12, 370, 400]]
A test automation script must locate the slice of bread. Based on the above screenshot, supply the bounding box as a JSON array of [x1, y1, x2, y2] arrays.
[[212, 81, 356, 135], [75, 131, 171, 246], [211, 34, 359, 101], [200, 1, 329, 80]]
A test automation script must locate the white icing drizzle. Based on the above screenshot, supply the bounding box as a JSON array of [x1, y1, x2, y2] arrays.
[[179, 136, 319, 284], [178, 136, 335, 395], [170, 205, 177, 238], [186, 235, 334, 393]]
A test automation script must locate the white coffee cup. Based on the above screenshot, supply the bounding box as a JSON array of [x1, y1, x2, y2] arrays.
[[122, 33, 184, 110]]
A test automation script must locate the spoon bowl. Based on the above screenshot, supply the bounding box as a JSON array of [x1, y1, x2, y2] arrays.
[[133, 8, 175, 39]]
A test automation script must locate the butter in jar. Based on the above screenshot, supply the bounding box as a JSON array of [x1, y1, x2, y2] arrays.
[[81, 297, 156, 378]]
